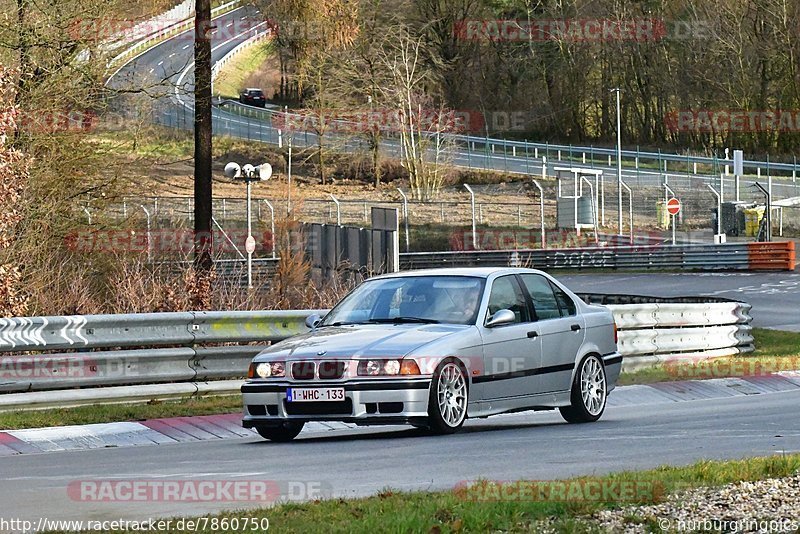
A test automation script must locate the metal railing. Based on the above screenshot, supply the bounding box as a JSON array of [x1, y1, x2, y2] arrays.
[[400, 242, 796, 272], [0, 310, 322, 395], [580, 294, 753, 371], [0, 296, 754, 410]]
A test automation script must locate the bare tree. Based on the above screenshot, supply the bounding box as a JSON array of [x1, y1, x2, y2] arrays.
[[378, 29, 453, 200]]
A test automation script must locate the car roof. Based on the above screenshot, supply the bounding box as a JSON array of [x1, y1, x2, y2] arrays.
[[369, 267, 547, 280]]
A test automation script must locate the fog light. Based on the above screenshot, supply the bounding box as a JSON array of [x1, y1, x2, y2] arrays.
[[255, 363, 271, 378]]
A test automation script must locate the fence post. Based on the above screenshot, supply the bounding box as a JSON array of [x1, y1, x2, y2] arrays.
[[396, 188, 410, 252], [464, 184, 477, 250], [141, 205, 152, 262]]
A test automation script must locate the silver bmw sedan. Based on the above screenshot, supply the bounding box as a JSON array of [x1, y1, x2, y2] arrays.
[[242, 267, 622, 441]]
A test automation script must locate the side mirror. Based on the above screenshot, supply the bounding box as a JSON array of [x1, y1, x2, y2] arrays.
[[485, 309, 516, 328], [305, 314, 322, 329]]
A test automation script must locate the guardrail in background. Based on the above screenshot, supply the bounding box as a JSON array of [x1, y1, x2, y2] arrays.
[[107, 0, 243, 71], [400, 242, 797, 272], [0, 296, 756, 410], [580, 294, 753, 371], [160, 242, 796, 288], [211, 25, 271, 91]]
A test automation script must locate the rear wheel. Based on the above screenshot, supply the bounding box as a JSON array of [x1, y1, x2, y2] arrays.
[[559, 355, 607, 423], [255, 422, 304, 442], [427, 360, 469, 434]]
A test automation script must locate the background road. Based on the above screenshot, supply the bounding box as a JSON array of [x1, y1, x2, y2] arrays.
[[107, 9, 800, 202], [559, 272, 800, 331], [1, 390, 799, 522]]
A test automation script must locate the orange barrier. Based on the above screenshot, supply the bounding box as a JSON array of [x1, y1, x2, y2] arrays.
[[748, 241, 796, 271]]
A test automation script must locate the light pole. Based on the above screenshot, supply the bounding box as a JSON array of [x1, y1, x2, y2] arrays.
[[224, 161, 273, 289], [611, 88, 623, 235]]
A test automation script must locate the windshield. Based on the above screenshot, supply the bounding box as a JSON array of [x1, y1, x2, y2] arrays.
[[321, 276, 486, 326]]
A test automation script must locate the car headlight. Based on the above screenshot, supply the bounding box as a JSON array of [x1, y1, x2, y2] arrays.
[[358, 359, 417, 376], [384, 360, 401, 375], [249, 362, 286, 379], [255, 363, 271, 378]]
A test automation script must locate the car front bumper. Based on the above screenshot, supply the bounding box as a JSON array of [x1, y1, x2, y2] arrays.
[[241, 377, 432, 428]]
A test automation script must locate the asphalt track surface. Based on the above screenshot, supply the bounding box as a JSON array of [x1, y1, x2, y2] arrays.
[[1, 389, 799, 522], [558, 272, 800, 331]]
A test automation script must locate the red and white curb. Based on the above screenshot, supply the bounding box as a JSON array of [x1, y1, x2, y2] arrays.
[[0, 415, 355, 456]]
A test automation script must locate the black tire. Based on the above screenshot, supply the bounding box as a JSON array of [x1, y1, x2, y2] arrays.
[[255, 422, 304, 442], [427, 359, 469, 434], [559, 354, 607, 424]]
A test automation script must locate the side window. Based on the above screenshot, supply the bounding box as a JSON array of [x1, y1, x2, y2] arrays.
[[487, 276, 530, 324], [520, 275, 561, 320], [551, 282, 577, 317]]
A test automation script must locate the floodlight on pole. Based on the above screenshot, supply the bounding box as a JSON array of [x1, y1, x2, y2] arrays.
[[223, 161, 272, 289]]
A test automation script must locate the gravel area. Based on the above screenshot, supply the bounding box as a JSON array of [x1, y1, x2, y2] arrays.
[[593, 473, 800, 533]]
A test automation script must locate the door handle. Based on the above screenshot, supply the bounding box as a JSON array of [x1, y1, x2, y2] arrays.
[[571, 324, 581, 332], [527, 331, 539, 339]]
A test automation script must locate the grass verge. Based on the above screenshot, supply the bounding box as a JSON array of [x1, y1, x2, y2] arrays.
[[66, 454, 800, 533], [214, 40, 275, 100], [0, 395, 242, 430]]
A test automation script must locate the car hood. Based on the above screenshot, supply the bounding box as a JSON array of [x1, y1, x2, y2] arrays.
[[254, 323, 471, 360]]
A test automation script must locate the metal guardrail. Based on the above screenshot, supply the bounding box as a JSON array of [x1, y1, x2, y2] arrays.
[[228, 105, 800, 178], [400, 242, 796, 272], [107, 0, 243, 71], [0, 296, 755, 409], [0, 310, 324, 395], [171, 242, 795, 287], [579, 294, 754, 371]]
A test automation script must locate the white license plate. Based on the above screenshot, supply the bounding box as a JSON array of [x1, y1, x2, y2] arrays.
[[286, 388, 345, 402]]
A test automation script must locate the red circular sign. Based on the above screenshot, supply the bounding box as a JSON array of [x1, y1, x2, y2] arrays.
[[667, 198, 681, 216]]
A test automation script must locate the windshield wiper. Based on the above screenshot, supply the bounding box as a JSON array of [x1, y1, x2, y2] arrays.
[[366, 317, 440, 324]]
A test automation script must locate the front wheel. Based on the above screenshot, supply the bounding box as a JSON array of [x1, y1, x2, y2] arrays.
[[427, 360, 469, 434], [255, 422, 304, 442], [559, 355, 607, 424]]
